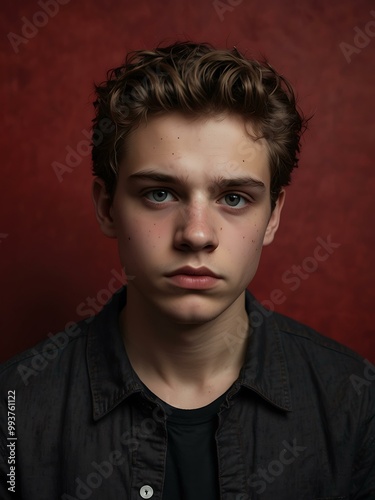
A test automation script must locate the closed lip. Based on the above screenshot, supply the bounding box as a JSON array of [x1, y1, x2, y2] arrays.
[[165, 266, 222, 278]]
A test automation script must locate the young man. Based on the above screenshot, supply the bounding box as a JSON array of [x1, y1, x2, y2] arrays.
[[1, 42, 374, 499]]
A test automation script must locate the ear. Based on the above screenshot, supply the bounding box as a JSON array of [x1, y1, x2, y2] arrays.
[[92, 178, 117, 238], [263, 189, 286, 247]]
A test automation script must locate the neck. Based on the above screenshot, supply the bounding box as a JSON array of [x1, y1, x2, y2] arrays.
[[119, 289, 250, 407]]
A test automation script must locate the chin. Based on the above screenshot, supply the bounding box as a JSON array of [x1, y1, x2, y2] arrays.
[[159, 294, 228, 325]]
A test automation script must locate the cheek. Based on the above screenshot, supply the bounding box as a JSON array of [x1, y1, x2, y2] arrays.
[[116, 215, 170, 262], [233, 225, 267, 285], [226, 220, 267, 258]]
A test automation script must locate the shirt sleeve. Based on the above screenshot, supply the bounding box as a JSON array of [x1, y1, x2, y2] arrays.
[[350, 382, 375, 499]]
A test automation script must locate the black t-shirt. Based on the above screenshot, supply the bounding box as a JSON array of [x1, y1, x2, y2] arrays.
[[143, 384, 227, 499]]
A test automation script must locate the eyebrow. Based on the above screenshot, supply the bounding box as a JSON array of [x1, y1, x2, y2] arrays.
[[128, 170, 266, 191], [214, 176, 266, 190]]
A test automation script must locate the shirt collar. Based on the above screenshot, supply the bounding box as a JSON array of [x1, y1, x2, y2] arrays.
[[87, 287, 292, 420], [87, 287, 143, 421], [239, 292, 292, 412]]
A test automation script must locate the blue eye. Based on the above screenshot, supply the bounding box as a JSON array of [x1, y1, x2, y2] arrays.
[[221, 194, 247, 208], [145, 190, 174, 203]]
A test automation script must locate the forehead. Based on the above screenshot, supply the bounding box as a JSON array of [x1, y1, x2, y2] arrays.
[[120, 112, 270, 186]]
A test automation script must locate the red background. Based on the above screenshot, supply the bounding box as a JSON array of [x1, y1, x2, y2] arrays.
[[1, 0, 374, 363]]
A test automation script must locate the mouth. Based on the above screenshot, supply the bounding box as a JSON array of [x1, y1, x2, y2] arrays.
[[165, 266, 222, 290], [166, 266, 221, 278]]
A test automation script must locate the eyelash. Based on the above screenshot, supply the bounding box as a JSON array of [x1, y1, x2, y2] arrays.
[[143, 189, 252, 209], [144, 189, 176, 204]]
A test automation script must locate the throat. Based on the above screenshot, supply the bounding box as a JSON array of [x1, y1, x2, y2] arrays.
[[120, 292, 250, 408], [140, 374, 236, 410]]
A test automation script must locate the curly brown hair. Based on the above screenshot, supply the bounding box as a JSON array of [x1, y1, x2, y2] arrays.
[[92, 42, 307, 209]]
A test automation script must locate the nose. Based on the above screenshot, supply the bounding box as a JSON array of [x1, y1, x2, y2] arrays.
[[173, 200, 219, 252]]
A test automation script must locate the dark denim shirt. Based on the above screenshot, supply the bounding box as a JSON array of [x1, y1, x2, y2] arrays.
[[1, 287, 374, 499]]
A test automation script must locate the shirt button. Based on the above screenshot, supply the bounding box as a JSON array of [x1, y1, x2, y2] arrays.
[[139, 485, 154, 498]]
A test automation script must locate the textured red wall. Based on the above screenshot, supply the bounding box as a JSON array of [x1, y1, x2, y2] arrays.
[[1, 0, 374, 364]]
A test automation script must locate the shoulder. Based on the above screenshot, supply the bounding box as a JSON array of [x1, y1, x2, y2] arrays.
[[246, 290, 367, 370], [273, 310, 360, 355], [271, 309, 375, 399], [273, 309, 363, 361], [271, 310, 375, 488]]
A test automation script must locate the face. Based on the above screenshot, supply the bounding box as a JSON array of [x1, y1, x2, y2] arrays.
[[94, 113, 284, 325]]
